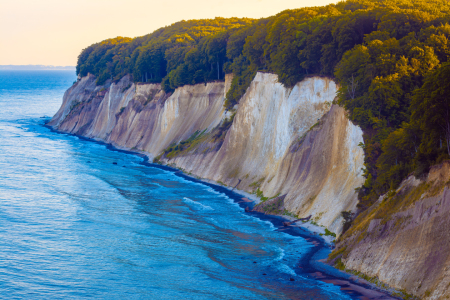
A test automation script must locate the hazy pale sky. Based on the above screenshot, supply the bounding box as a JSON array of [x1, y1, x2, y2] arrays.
[[0, 0, 337, 66]]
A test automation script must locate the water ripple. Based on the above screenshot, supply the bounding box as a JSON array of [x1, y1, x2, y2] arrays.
[[0, 70, 354, 299]]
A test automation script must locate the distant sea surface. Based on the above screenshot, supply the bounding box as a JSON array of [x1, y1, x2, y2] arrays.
[[0, 70, 354, 299], [0, 65, 75, 71]]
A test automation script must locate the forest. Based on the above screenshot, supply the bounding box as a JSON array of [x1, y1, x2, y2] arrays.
[[76, 0, 450, 212]]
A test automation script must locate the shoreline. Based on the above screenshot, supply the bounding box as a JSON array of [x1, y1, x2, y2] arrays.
[[44, 122, 400, 299]]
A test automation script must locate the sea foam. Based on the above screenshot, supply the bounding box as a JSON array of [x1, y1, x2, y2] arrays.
[[183, 197, 214, 211]]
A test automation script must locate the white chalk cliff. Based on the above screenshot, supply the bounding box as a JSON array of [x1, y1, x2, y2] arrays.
[[49, 72, 365, 234]]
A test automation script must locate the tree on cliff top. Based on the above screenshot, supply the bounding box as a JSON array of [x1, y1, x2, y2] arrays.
[[76, 18, 254, 86]]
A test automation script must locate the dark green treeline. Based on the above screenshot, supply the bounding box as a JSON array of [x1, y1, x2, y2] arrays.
[[76, 0, 450, 212]]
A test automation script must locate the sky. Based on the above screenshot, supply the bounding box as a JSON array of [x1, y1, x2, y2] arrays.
[[0, 0, 338, 66]]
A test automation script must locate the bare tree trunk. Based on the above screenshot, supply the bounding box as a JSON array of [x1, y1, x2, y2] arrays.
[[447, 119, 450, 156], [438, 108, 450, 156], [447, 135, 450, 156], [348, 74, 358, 99], [446, 107, 450, 156], [217, 61, 219, 80]]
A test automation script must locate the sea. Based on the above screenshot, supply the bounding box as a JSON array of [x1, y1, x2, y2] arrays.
[[0, 70, 365, 299]]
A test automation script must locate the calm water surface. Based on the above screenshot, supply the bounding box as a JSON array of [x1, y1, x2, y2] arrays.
[[0, 71, 354, 299]]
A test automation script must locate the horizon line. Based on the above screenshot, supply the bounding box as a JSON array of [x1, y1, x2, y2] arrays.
[[0, 65, 76, 70]]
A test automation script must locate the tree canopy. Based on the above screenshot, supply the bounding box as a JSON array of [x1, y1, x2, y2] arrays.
[[76, 18, 255, 86], [76, 0, 450, 210]]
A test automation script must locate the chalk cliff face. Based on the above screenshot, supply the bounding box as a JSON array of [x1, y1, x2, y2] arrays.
[[49, 72, 364, 234], [163, 73, 364, 233], [49, 74, 231, 156], [334, 162, 450, 299], [50, 71, 450, 297]]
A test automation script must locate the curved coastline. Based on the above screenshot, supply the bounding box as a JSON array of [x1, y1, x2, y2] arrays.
[[44, 121, 399, 300]]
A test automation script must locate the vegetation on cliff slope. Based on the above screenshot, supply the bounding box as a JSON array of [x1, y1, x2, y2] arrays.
[[76, 0, 450, 215]]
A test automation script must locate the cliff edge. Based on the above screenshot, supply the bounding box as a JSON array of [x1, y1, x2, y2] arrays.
[[160, 73, 364, 233], [49, 72, 365, 234], [331, 161, 450, 299]]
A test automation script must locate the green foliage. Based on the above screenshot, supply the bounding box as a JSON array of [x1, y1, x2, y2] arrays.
[[249, 177, 265, 189], [161, 129, 207, 159], [341, 211, 355, 233], [212, 113, 235, 142], [76, 18, 255, 90], [328, 246, 347, 261], [255, 188, 268, 201], [335, 258, 346, 270], [121, 83, 132, 93], [77, 0, 450, 212], [334, 2, 450, 208], [282, 210, 297, 218], [255, 196, 284, 214], [411, 62, 450, 168], [324, 228, 337, 237], [224, 66, 257, 109]]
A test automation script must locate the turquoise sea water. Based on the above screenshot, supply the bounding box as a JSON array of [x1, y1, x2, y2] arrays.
[[0, 71, 362, 299]]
